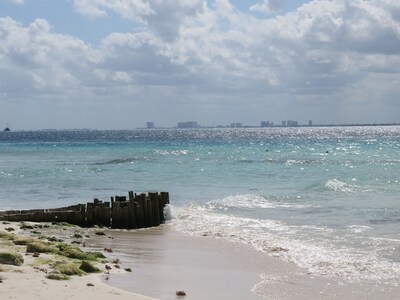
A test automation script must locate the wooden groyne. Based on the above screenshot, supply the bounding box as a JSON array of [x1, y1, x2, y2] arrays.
[[0, 191, 170, 229]]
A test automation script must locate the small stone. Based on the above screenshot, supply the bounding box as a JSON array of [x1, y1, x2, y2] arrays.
[[176, 291, 186, 296], [112, 258, 120, 264], [87, 283, 94, 287]]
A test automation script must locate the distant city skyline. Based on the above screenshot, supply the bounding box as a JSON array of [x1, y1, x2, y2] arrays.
[[1, 1, 400, 130]]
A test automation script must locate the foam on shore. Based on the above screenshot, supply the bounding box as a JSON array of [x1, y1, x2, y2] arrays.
[[88, 225, 400, 300]]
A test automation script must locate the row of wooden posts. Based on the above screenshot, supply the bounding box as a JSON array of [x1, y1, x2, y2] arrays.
[[0, 191, 170, 229]]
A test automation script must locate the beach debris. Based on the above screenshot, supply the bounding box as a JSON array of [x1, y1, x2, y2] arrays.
[[124, 268, 132, 272], [5, 227, 15, 232], [103, 247, 113, 253], [112, 258, 120, 264], [72, 232, 83, 239], [86, 283, 95, 287], [2, 221, 11, 225], [105, 265, 112, 270], [114, 264, 120, 269], [38, 267, 48, 274], [176, 291, 186, 296], [265, 246, 289, 253], [32, 252, 40, 258], [95, 231, 106, 236]]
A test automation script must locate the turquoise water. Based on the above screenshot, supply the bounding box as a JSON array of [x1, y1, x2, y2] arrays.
[[1, 127, 399, 284]]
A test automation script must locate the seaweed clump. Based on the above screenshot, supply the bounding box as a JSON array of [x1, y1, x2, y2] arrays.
[[79, 261, 101, 273], [26, 241, 58, 254], [0, 252, 24, 266]]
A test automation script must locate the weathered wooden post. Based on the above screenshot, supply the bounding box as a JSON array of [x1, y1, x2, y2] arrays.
[[149, 192, 160, 227], [135, 194, 145, 228], [86, 202, 95, 226], [127, 200, 136, 229]]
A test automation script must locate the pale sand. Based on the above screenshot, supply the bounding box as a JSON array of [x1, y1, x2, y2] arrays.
[[2, 222, 399, 299], [0, 222, 158, 300], [87, 225, 400, 300]]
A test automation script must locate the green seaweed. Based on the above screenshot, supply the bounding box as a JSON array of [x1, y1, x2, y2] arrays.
[[72, 232, 83, 239], [13, 236, 36, 246], [46, 273, 70, 280], [79, 261, 101, 273], [0, 252, 24, 266], [19, 223, 34, 230], [0, 231, 14, 240], [26, 241, 58, 253], [53, 261, 85, 276]]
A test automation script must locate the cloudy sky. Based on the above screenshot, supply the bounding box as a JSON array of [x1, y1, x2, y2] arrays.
[[1, 0, 399, 129]]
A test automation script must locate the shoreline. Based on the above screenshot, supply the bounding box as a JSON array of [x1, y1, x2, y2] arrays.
[[1, 221, 400, 299], [87, 225, 400, 300]]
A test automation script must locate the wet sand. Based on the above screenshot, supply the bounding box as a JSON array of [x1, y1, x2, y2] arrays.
[[87, 225, 400, 300], [1, 221, 399, 299]]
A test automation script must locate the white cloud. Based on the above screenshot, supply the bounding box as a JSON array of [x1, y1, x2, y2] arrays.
[[73, 0, 154, 20]]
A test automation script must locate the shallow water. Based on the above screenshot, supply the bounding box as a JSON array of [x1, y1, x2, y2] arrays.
[[1, 126, 399, 286]]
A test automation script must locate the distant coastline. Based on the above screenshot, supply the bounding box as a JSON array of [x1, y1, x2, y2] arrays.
[[1, 122, 399, 132]]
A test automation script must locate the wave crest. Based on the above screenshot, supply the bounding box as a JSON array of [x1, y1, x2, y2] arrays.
[[325, 179, 352, 192]]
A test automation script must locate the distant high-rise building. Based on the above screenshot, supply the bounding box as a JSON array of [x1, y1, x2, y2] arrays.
[[309, 120, 313, 126], [261, 121, 271, 127], [177, 121, 199, 128], [146, 122, 155, 129], [282, 120, 287, 127], [286, 120, 298, 127]]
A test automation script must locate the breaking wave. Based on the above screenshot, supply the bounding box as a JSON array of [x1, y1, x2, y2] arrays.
[[325, 179, 353, 192]]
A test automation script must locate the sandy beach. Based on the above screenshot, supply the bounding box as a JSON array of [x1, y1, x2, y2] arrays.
[[1, 221, 400, 300], [89, 225, 400, 300], [0, 221, 158, 300]]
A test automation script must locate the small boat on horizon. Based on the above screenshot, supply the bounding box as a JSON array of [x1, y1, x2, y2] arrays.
[[3, 126, 11, 132]]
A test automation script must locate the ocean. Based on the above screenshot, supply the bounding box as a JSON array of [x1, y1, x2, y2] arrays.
[[0, 126, 399, 286]]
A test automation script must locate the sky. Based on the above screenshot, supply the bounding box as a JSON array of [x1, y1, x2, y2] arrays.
[[1, 0, 400, 129]]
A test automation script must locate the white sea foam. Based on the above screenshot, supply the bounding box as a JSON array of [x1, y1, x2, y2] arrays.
[[170, 204, 400, 286], [163, 204, 176, 221], [207, 194, 314, 210], [347, 225, 372, 233], [325, 179, 353, 192]]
